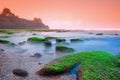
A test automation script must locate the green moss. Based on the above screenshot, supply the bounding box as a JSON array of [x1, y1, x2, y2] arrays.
[[56, 45, 74, 52], [38, 51, 119, 80], [0, 36, 10, 38], [0, 30, 14, 34], [0, 39, 10, 43], [45, 36, 57, 39], [0, 39, 15, 45], [77, 51, 119, 80], [27, 37, 45, 42], [6, 32, 14, 34], [38, 52, 80, 75], [44, 40, 52, 46], [116, 55, 120, 67], [56, 38, 65, 42], [45, 37, 65, 42], [70, 38, 83, 41]]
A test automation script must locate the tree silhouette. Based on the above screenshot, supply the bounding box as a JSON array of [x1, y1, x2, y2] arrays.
[[1, 8, 15, 16], [33, 17, 42, 23]]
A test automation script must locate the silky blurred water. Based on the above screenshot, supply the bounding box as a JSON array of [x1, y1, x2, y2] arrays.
[[0, 32, 120, 56]]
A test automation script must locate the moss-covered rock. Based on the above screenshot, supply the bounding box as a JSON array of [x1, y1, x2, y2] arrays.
[[117, 59, 120, 67], [56, 38, 65, 42], [0, 30, 14, 34], [0, 36, 10, 38], [116, 55, 120, 67], [45, 36, 57, 39], [45, 37, 65, 43], [0, 39, 15, 46], [6, 32, 14, 34], [0, 39, 10, 43], [37, 53, 81, 75], [56, 45, 74, 53], [70, 38, 83, 42], [44, 40, 52, 46], [77, 51, 119, 80], [27, 37, 45, 42], [37, 51, 119, 80]]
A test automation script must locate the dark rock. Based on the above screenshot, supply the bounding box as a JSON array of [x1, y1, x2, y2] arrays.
[[1, 49, 4, 51], [34, 53, 42, 57], [12, 69, 28, 77], [114, 34, 118, 36], [32, 33, 37, 35], [44, 40, 52, 46], [31, 53, 42, 58], [18, 41, 26, 45], [70, 38, 83, 42], [38, 62, 42, 65], [88, 32, 93, 34], [56, 38, 66, 42], [96, 33, 103, 35], [117, 73, 120, 78]]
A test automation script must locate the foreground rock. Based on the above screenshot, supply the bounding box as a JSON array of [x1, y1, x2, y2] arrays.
[[37, 53, 80, 76], [12, 69, 28, 77], [77, 68, 82, 80]]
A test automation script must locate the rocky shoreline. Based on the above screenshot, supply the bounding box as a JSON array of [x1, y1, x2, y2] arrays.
[[0, 51, 77, 80]]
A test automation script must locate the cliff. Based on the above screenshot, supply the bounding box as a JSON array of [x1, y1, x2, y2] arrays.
[[0, 8, 49, 29]]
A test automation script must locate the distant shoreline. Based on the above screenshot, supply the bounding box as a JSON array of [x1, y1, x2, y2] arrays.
[[0, 28, 120, 32]]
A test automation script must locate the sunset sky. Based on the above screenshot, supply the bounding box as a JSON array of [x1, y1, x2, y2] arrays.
[[0, 0, 120, 30]]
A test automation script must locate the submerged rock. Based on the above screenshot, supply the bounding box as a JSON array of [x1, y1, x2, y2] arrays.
[[0, 49, 4, 51], [31, 53, 42, 58], [96, 33, 103, 35], [117, 73, 120, 78], [18, 41, 26, 45], [70, 38, 83, 42], [56, 38, 66, 42], [44, 40, 52, 46], [32, 33, 37, 35], [12, 69, 28, 77], [114, 34, 118, 36], [38, 62, 42, 65], [56, 45, 74, 53]]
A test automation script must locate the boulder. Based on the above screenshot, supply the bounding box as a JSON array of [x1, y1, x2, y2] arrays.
[[31, 53, 42, 58], [12, 69, 28, 77]]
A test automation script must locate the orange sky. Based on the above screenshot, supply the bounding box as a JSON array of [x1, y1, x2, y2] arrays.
[[0, 0, 120, 30]]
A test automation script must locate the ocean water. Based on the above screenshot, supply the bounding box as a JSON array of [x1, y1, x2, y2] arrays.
[[0, 31, 120, 57]]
